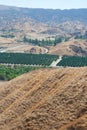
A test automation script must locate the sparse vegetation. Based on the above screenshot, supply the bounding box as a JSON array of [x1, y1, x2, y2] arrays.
[[0, 5, 87, 130]]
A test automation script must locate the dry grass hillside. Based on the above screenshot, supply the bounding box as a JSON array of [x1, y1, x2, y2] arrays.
[[59, 114, 87, 130], [0, 37, 47, 54], [49, 39, 87, 56], [0, 67, 87, 130]]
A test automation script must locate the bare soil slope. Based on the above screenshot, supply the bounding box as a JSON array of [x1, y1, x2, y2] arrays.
[[49, 39, 87, 56], [59, 114, 87, 130], [0, 37, 46, 54], [0, 67, 87, 130]]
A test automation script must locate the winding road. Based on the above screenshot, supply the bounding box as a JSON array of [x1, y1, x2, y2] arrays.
[[0, 45, 22, 53]]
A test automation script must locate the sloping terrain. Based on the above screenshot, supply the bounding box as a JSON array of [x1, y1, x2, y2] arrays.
[[0, 5, 87, 25], [0, 81, 8, 87], [1, 5, 87, 55], [0, 67, 87, 130], [49, 39, 87, 56], [0, 5, 87, 40], [59, 114, 87, 130], [0, 37, 47, 54]]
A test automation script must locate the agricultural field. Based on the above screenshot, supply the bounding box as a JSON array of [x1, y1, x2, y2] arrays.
[[0, 65, 40, 81], [0, 53, 58, 66], [57, 56, 87, 67]]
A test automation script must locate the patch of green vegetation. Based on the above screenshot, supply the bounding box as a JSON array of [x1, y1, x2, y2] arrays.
[[0, 53, 58, 66], [0, 65, 40, 81], [64, 38, 70, 42], [23, 36, 63, 46], [57, 56, 87, 67], [1, 34, 15, 38]]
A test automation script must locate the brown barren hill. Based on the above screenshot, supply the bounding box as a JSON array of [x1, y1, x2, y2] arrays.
[[0, 67, 87, 130], [59, 114, 87, 130], [49, 39, 87, 56], [0, 37, 47, 54]]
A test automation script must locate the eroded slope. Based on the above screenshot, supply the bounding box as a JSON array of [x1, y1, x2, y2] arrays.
[[49, 39, 87, 56], [0, 68, 87, 130]]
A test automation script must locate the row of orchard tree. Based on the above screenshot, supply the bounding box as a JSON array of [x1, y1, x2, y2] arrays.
[[23, 36, 63, 46], [57, 56, 87, 67], [0, 53, 58, 66]]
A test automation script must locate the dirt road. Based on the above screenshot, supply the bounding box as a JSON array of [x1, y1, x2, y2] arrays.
[[50, 56, 62, 67]]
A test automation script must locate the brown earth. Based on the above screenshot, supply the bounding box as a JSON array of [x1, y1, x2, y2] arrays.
[[0, 67, 87, 130], [59, 114, 87, 130], [0, 37, 46, 54], [0, 81, 8, 88], [49, 39, 87, 56], [6, 44, 46, 54]]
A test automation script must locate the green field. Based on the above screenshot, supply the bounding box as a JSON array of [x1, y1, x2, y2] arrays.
[[0, 53, 58, 81], [0, 53, 58, 66], [0, 65, 41, 81], [57, 56, 87, 67]]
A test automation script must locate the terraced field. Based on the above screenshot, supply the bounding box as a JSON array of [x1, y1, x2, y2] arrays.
[[0, 67, 87, 130]]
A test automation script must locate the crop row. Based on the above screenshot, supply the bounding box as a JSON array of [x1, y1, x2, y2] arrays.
[[0, 53, 58, 66], [57, 56, 87, 67]]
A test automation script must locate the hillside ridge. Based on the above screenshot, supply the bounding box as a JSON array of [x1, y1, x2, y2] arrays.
[[0, 67, 87, 130]]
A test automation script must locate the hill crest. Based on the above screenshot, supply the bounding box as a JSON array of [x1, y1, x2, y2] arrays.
[[0, 67, 87, 130]]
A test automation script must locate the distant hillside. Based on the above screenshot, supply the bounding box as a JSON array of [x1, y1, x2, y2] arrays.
[[49, 39, 87, 56], [0, 5, 87, 56], [0, 5, 87, 25], [0, 5, 87, 38], [0, 67, 87, 129]]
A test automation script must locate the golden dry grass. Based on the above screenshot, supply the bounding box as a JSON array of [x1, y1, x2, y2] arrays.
[[0, 37, 46, 54], [0, 67, 87, 130], [49, 39, 87, 56]]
